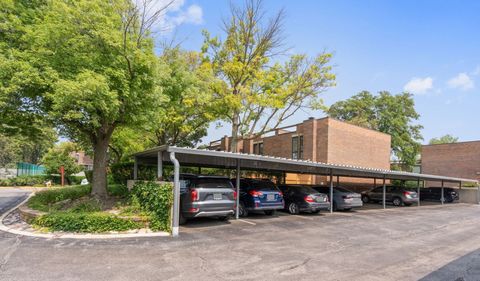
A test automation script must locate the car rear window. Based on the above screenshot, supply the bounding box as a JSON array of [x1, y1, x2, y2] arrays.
[[252, 181, 278, 191], [195, 178, 232, 189], [335, 187, 352, 193], [293, 186, 318, 194]]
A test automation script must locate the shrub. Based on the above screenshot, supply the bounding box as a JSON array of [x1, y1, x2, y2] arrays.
[[131, 181, 173, 232], [107, 184, 129, 198], [110, 162, 157, 184], [1, 175, 48, 186], [33, 212, 141, 233], [28, 185, 92, 212], [68, 199, 102, 213]]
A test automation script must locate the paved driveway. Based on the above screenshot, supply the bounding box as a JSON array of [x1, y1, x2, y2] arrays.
[[0, 195, 479, 280], [0, 188, 30, 215]]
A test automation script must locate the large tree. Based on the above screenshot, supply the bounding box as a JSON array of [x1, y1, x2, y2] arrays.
[[429, 134, 458, 145], [202, 0, 336, 152], [328, 91, 423, 168], [1, 0, 169, 197]]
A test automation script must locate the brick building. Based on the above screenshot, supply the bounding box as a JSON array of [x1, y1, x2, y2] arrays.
[[422, 141, 480, 187], [209, 117, 391, 186], [70, 151, 93, 171]]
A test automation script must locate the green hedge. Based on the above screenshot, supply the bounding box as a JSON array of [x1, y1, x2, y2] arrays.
[[33, 212, 141, 233], [131, 181, 173, 232], [0, 175, 86, 187], [28, 185, 92, 212]]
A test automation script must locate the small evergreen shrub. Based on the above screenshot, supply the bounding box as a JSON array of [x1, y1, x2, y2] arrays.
[[33, 212, 141, 233], [131, 181, 173, 232]]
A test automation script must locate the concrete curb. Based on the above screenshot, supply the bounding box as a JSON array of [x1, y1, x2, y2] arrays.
[[0, 193, 171, 239]]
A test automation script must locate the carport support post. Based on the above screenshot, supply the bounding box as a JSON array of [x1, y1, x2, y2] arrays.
[[382, 175, 386, 209], [157, 151, 163, 180], [170, 152, 181, 237], [477, 183, 480, 205], [235, 160, 240, 220], [441, 180, 444, 205], [133, 156, 138, 180], [417, 178, 420, 207], [329, 170, 333, 213]]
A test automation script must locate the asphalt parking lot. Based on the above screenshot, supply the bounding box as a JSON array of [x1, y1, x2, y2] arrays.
[[2, 202, 479, 281]]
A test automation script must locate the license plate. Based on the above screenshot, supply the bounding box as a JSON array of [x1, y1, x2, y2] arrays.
[[213, 193, 222, 200], [267, 194, 275, 201], [315, 197, 323, 203]]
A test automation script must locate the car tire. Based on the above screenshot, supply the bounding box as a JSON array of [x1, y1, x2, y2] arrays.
[[218, 216, 230, 222], [362, 195, 370, 203], [311, 210, 320, 214], [392, 197, 403, 207], [344, 208, 352, 212], [264, 210, 276, 216], [288, 203, 300, 215], [179, 212, 187, 225], [239, 202, 248, 217]]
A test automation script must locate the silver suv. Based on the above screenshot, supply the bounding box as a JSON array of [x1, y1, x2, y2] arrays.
[[178, 174, 236, 224]]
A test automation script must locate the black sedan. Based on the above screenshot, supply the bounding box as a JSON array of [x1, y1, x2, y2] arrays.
[[277, 185, 330, 214]]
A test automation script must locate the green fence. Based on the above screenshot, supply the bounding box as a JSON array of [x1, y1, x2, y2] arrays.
[[16, 162, 46, 176]]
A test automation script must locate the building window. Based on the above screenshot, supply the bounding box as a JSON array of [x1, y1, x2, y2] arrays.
[[253, 142, 264, 155], [292, 136, 303, 159]]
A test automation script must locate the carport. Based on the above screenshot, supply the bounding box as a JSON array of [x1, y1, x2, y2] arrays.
[[133, 146, 479, 237]]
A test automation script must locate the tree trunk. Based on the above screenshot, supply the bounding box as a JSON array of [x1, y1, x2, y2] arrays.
[[91, 132, 112, 199], [230, 112, 239, 152]]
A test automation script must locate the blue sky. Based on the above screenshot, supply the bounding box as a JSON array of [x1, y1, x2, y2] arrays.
[[161, 0, 480, 145]]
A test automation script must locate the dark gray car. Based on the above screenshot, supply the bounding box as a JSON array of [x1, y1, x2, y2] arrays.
[[178, 174, 236, 224], [361, 185, 419, 206], [312, 186, 363, 211]]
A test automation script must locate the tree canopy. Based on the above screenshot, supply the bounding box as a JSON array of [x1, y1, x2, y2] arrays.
[[41, 142, 82, 176], [202, 0, 336, 151], [429, 134, 458, 145], [328, 91, 423, 168]]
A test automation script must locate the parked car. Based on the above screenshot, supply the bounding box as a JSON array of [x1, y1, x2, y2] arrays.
[[277, 185, 330, 214], [361, 186, 418, 206], [231, 178, 284, 217], [311, 186, 363, 211], [177, 174, 236, 224], [420, 187, 459, 203]]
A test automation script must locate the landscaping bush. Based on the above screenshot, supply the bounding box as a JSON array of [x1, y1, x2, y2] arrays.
[[28, 185, 92, 212], [107, 184, 129, 198], [33, 212, 141, 233], [110, 162, 157, 184], [131, 181, 173, 232], [0, 175, 49, 186]]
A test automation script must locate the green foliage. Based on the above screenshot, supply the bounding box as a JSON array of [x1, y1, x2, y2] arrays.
[[429, 134, 458, 145], [41, 142, 82, 176], [131, 181, 173, 232], [107, 184, 129, 198], [0, 175, 47, 187], [33, 212, 141, 233], [202, 1, 336, 151], [28, 185, 92, 212], [0, 131, 57, 168], [110, 162, 156, 184], [85, 170, 93, 183], [68, 199, 102, 213], [328, 91, 423, 168]]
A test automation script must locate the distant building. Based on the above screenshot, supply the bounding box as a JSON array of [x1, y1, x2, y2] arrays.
[[70, 151, 93, 171], [209, 117, 391, 187], [422, 141, 480, 187]]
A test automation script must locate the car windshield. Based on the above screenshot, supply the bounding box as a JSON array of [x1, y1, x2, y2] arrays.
[[195, 178, 232, 189], [292, 186, 318, 194], [335, 187, 352, 193], [252, 181, 278, 191]]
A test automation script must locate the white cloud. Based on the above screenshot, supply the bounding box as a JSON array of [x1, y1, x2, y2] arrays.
[[134, 0, 203, 34], [403, 77, 434, 94], [447, 73, 474, 90], [472, 66, 480, 76]]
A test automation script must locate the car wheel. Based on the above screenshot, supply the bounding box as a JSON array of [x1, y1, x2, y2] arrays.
[[288, 203, 300, 215], [362, 195, 370, 203], [344, 208, 352, 212], [264, 210, 276, 216], [179, 212, 187, 225], [239, 202, 248, 217], [392, 197, 403, 207], [311, 210, 320, 214]]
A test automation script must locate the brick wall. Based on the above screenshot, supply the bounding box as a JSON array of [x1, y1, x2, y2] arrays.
[[422, 141, 480, 187]]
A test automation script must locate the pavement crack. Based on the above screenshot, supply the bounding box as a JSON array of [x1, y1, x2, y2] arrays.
[[280, 257, 311, 274], [0, 236, 21, 272]]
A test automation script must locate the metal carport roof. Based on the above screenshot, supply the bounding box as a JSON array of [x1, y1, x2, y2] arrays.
[[133, 145, 479, 237]]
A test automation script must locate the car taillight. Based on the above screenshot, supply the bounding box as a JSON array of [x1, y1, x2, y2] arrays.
[[191, 189, 199, 201], [278, 191, 283, 197], [249, 190, 263, 197], [304, 195, 315, 203], [403, 191, 411, 196], [233, 191, 237, 200]]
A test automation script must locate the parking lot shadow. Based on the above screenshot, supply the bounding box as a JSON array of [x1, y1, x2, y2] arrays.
[[420, 248, 480, 281]]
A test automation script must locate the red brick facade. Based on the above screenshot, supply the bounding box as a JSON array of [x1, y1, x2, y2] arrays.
[[422, 141, 480, 187], [209, 117, 391, 186]]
